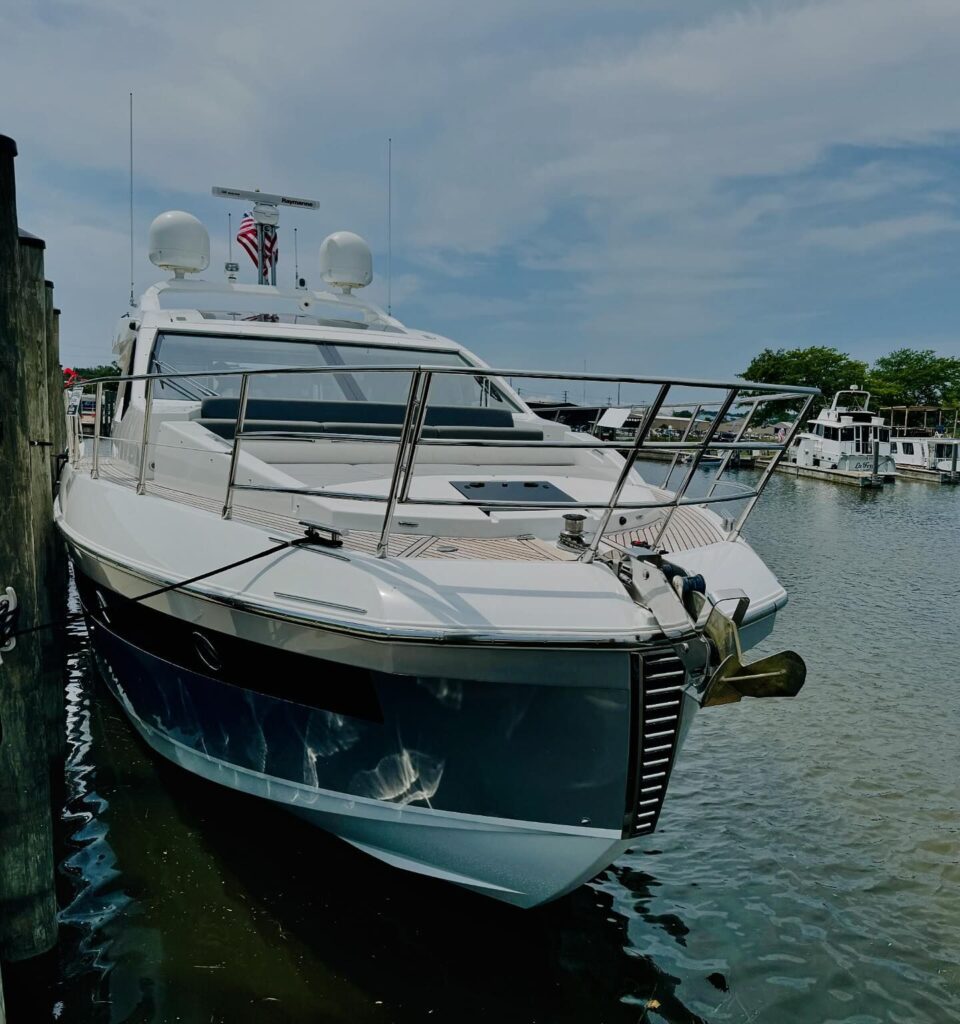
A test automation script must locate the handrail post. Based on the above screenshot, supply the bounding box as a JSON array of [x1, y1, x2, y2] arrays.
[[582, 383, 671, 563], [222, 372, 251, 520], [91, 382, 103, 479], [399, 370, 433, 503], [650, 387, 739, 550], [661, 403, 702, 492], [378, 370, 424, 558], [729, 393, 814, 540], [135, 377, 154, 495], [705, 396, 761, 498]]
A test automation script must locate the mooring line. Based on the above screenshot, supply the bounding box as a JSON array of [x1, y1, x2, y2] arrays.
[[4, 532, 320, 645]]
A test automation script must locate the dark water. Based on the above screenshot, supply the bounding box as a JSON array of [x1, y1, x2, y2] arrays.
[[14, 472, 960, 1023]]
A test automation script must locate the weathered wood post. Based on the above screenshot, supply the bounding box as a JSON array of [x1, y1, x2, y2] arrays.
[[0, 133, 59, 967], [44, 281, 65, 486], [18, 232, 67, 774], [43, 280, 68, 766]]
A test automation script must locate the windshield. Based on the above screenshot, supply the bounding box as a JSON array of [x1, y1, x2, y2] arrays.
[[148, 332, 518, 410]]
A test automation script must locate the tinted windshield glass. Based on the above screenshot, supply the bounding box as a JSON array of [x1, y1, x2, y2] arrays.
[[149, 332, 517, 410]]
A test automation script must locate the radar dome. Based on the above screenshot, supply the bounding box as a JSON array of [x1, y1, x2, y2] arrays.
[[319, 231, 372, 291], [149, 211, 210, 275]]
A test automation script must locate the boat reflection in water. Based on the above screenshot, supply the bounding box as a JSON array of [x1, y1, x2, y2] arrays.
[[57, 621, 709, 1023]]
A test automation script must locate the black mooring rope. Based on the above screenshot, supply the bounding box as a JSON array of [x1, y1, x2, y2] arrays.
[[4, 532, 320, 644]]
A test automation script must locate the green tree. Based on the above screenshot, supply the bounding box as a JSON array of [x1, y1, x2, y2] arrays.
[[867, 349, 960, 407], [739, 346, 868, 417]]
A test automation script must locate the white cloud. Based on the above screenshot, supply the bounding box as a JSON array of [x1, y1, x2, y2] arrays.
[[4, 0, 960, 371], [803, 213, 960, 251]]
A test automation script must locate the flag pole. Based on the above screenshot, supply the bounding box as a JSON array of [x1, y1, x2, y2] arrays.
[[228, 212, 232, 261]]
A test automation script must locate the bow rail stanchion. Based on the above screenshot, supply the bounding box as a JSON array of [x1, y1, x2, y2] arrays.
[[660, 402, 702, 493], [705, 395, 761, 500], [222, 372, 251, 520], [398, 370, 434, 504], [135, 377, 154, 495], [649, 387, 739, 551], [377, 369, 426, 557], [91, 381, 103, 479], [582, 383, 671, 564], [728, 393, 815, 541]]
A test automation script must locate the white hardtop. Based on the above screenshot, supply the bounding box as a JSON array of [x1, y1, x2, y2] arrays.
[[115, 276, 474, 363]]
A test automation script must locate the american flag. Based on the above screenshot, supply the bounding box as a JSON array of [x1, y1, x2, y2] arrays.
[[236, 212, 278, 276]]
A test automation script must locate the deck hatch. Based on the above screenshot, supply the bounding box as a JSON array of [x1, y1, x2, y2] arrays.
[[449, 480, 575, 504]]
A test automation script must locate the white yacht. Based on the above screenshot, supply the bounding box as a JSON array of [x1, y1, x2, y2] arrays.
[[56, 193, 816, 907], [787, 387, 896, 476]]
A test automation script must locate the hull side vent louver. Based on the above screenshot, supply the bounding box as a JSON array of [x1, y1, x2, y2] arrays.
[[626, 648, 685, 838]]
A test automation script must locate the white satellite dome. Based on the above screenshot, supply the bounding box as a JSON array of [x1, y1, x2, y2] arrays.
[[319, 231, 372, 292], [149, 211, 210, 275]]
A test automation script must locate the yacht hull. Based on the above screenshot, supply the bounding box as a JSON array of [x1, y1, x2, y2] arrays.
[[75, 568, 696, 907]]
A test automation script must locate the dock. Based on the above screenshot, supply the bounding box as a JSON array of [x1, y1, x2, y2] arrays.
[[756, 456, 958, 486], [764, 460, 894, 488], [0, 134, 69, 1015]]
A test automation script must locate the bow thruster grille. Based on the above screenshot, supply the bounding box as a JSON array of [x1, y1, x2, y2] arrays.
[[624, 648, 686, 838]]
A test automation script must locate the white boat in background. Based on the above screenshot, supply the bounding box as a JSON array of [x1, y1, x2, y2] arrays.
[[889, 435, 960, 474], [787, 387, 896, 476], [56, 188, 816, 907]]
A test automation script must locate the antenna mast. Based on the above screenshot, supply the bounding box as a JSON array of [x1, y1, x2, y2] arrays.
[[212, 186, 319, 285], [387, 137, 392, 315], [294, 226, 299, 287], [128, 92, 135, 307]]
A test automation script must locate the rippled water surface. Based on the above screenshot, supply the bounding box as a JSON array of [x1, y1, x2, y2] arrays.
[[13, 472, 960, 1022]]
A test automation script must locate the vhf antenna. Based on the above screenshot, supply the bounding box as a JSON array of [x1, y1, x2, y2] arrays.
[[387, 137, 392, 315], [128, 92, 135, 308]]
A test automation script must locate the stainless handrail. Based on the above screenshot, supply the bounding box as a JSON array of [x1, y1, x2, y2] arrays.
[[76, 360, 817, 558], [229, 483, 759, 510], [67, 362, 820, 395], [229, 432, 788, 451]]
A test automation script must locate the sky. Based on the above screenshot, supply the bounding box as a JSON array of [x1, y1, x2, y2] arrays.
[[4, 0, 960, 401]]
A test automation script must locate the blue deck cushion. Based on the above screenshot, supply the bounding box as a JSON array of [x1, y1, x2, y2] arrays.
[[196, 418, 544, 442], [198, 397, 515, 429]]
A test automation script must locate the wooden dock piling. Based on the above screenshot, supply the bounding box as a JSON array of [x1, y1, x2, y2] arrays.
[[0, 133, 63, 973]]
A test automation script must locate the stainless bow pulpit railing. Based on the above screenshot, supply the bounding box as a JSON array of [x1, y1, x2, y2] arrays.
[[73, 365, 817, 559]]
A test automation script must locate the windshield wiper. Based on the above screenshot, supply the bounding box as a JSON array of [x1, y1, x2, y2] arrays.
[[150, 358, 219, 400]]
